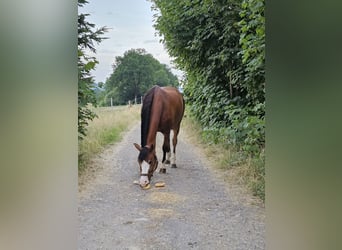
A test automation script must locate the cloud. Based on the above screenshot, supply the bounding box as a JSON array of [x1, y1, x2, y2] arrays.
[[84, 0, 177, 83], [143, 39, 157, 44], [98, 49, 117, 55]]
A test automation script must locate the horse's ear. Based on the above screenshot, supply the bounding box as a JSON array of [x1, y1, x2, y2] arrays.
[[133, 143, 141, 151]]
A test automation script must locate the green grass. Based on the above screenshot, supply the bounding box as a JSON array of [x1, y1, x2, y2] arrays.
[[181, 111, 265, 202], [78, 105, 141, 174]]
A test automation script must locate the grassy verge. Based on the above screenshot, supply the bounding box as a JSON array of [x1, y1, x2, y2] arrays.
[[181, 112, 265, 202], [78, 105, 141, 174]]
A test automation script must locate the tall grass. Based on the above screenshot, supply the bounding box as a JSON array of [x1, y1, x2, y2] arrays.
[[78, 105, 141, 174], [181, 111, 265, 202]]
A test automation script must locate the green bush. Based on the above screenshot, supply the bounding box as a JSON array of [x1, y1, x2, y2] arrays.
[[152, 0, 265, 200]]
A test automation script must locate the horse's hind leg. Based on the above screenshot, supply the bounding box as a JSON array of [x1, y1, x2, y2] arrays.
[[171, 128, 180, 168], [160, 132, 170, 173]]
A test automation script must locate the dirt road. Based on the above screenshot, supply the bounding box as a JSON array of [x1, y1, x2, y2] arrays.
[[79, 124, 265, 250]]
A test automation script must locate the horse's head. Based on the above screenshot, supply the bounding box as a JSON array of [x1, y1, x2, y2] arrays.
[[133, 143, 158, 187]]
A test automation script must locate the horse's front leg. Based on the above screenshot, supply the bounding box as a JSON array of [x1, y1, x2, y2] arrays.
[[160, 132, 170, 173]]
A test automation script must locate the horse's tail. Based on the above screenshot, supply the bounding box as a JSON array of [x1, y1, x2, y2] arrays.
[[141, 85, 158, 146]]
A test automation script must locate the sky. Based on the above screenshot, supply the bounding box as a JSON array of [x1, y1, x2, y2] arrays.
[[80, 0, 182, 83]]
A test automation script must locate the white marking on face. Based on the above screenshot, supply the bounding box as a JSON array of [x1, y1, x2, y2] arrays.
[[140, 161, 150, 186], [141, 161, 149, 175]]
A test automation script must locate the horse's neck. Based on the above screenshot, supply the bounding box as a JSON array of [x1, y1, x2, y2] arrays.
[[146, 118, 159, 147], [146, 99, 162, 147]]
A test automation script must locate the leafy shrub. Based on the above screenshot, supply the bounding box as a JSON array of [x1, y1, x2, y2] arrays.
[[152, 0, 265, 200]]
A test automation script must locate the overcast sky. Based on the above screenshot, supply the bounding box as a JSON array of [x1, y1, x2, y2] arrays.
[[80, 0, 181, 83]]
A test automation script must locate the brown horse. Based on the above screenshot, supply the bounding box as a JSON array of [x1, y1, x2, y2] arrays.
[[133, 85, 185, 187]]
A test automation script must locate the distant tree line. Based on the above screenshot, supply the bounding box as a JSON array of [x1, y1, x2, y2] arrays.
[[99, 49, 179, 106]]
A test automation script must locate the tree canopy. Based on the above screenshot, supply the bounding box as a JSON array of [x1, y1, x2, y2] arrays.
[[151, 0, 265, 154], [78, 0, 108, 139], [101, 48, 179, 106], [151, 0, 265, 199]]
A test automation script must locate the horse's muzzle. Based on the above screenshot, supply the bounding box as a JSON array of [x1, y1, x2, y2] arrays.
[[139, 173, 149, 186]]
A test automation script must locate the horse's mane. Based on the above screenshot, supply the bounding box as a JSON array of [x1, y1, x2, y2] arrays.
[[141, 86, 158, 146]]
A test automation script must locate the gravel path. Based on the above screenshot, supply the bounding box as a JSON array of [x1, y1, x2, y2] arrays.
[[79, 124, 265, 250]]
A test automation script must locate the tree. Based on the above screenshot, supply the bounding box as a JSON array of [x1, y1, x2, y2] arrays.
[[78, 0, 108, 139], [102, 49, 179, 105], [151, 0, 265, 200], [238, 0, 265, 105], [151, 0, 265, 151]]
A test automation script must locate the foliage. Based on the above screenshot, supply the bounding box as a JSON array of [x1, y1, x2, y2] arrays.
[[151, 0, 265, 151], [151, 0, 265, 199], [249, 151, 265, 201], [78, 0, 108, 139], [182, 110, 265, 202], [238, 0, 265, 104], [101, 49, 179, 106]]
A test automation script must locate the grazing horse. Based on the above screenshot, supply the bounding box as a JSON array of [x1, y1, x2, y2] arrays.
[[133, 85, 185, 187]]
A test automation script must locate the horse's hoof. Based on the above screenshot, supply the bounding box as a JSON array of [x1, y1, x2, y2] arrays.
[[165, 160, 170, 164], [171, 164, 177, 168], [159, 168, 166, 173]]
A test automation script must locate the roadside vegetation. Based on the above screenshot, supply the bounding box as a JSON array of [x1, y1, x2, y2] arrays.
[[78, 0, 108, 139], [182, 111, 264, 202], [151, 0, 265, 201], [78, 105, 140, 174]]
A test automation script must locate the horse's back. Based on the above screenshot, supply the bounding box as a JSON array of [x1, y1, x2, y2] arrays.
[[143, 85, 184, 133], [153, 86, 184, 131], [162, 86, 183, 101]]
